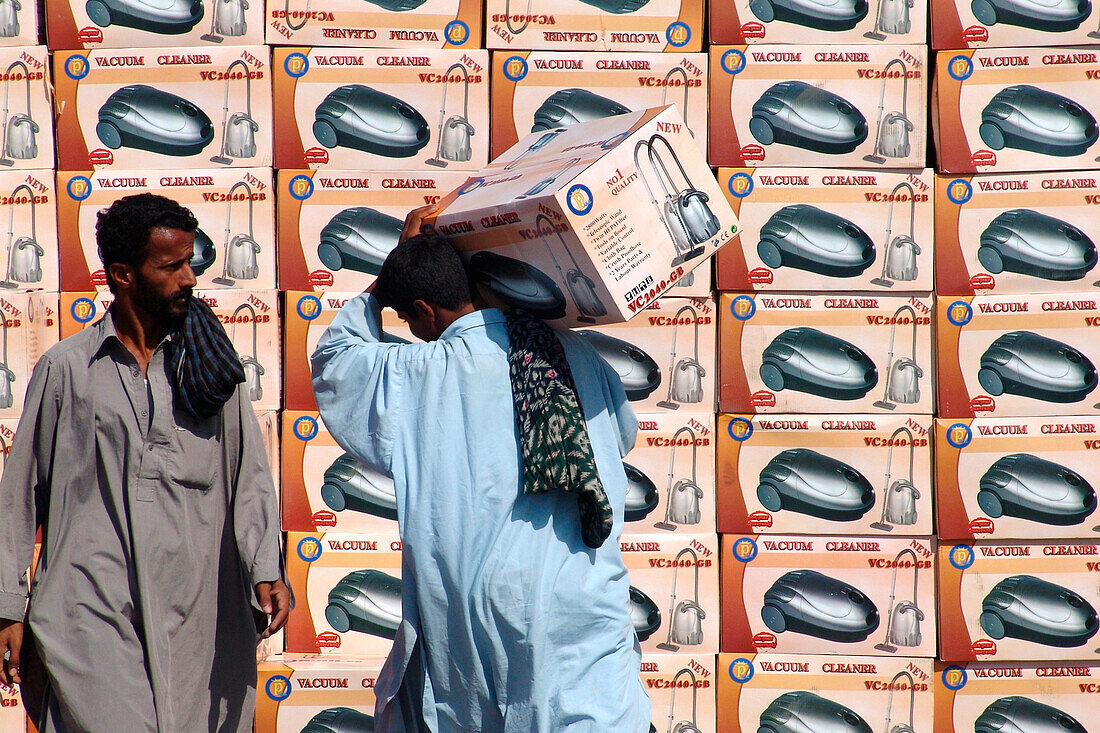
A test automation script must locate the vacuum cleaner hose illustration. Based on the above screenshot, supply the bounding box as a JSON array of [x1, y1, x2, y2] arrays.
[[756, 204, 875, 278], [426, 62, 474, 167], [314, 85, 430, 158], [978, 331, 1097, 404], [655, 547, 705, 651], [978, 453, 1096, 526], [869, 427, 920, 531], [210, 59, 258, 165], [980, 85, 1098, 157], [980, 575, 1098, 647], [320, 452, 397, 520], [759, 691, 873, 733], [978, 209, 1097, 282], [870, 182, 920, 287], [760, 327, 878, 400], [0, 183, 42, 286], [634, 133, 718, 265], [97, 85, 214, 156], [659, 67, 693, 136], [662, 668, 701, 733], [756, 448, 875, 522], [750, 81, 868, 154], [84, 0, 205, 34], [229, 302, 264, 402], [762, 569, 880, 642], [863, 59, 914, 165], [317, 207, 402, 276], [873, 549, 924, 652], [325, 569, 401, 639], [467, 250, 566, 320], [656, 305, 706, 409], [0, 61, 38, 165], [873, 305, 923, 409], [653, 425, 704, 531], [211, 181, 260, 286], [301, 706, 376, 733], [533, 213, 606, 323], [877, 672, 917, 733]]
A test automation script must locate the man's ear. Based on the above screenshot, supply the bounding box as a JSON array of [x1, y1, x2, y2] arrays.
[[108, 262, 134, 292], [411, 299, 436, 323]]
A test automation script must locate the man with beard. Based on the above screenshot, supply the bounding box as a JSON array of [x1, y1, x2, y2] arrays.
[[0, 193, 290, 732]]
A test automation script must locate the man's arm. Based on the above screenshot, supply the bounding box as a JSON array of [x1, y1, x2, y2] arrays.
[[0, 356, 59, 685]]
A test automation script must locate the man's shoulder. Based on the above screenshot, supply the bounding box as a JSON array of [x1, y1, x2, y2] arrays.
[[39, 321, 106, 367]]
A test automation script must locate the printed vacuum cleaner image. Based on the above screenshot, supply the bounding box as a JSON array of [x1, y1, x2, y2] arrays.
[[758, 691, 873, 733], [863, 59, 915, 165], [97, 85, 214, 156], [578, 330, 661, 400], [313, 85, 429, 158], [652, 426, 705, 531], [970, 0, 1092, 30], [755, 204, 876, 278], [655, 547, 707, 652], [467, 250, 566, 320], [979, 575, 1098, 647], [869, 182, 922, 287], [301, 707, 375, 733], [975, 697, 1087, 733], [0, 61, 40, 165], [750, 81, 868, 154], [325, 569, 401, 639], [623, 462, 659, 522], [0, 183, 44, 286], [425, 62, 475, 168], [655, 304, 706, 409], [531, 88, 630, 132], [85, 0, 206, 33], [868, 427, 921, 531], [748, 0, 869, 29], [629, 585, 661, 642], [320, 452, 397, 521], [977, 209, 1097, 281], [761, 569, 880, 642], [760, 328, 879, 400], [755, 448, 876, 521], [532, 213, 606, 324], [190, 227, 216, 276], [978, 453, 1097, 526], [317, 207, 402, 275], [978, 331, 1097, 403], [979, 86, 1099, 157]]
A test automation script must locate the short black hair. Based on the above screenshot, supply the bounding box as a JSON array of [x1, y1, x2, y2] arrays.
[[373, 233, 472, 314], [96, 193, 199, 293]]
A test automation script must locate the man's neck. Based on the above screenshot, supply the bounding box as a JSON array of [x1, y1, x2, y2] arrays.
[[110, 298, 167, 375]]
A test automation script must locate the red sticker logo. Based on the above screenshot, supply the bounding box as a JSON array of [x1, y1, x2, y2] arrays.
[[971, 639, 997, 656], [747, 511, 773, 528], [308, 269, 335, 287], [740, 144, 766, 162], [970, 150, 997, 167], [968, 517, 995, 534], [90, 269, 108, 287], [311, 510, 337, 528], [969, 273, 995, 290], [88, 149, 114, 166], [963, 25, 989, 42], [741, 21, 766, 38], [751, 632, 778, 649], [316, 632, 341, 649], [748, 268, 774, 284], [304, 147, 330, 165], [77, 26, 104, 43], [970, 395, 995, 413], [750, 390, 776, 408]]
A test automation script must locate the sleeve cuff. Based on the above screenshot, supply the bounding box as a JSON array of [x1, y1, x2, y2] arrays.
[[0, 591, 27, 622]]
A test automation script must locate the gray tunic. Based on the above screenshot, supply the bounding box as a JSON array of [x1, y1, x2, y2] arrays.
[[0, 312, 284, 733]]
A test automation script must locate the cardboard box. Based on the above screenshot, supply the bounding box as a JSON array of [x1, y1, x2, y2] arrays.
[[0, 170, 59, 292], [46, 0, 265, 48], [489, 51, 709, 159], [0, 48, 53, 171], [718, 293, 934, 414], [937, 293, 1100, 417], [934, 662, 1100, 733], [624, 412, 715, 536], [938, 541, 1100, 661], [256, 655, 386, 732], [932, 0, 1100, 49], [709, 45, 928, 168], [265, 0, 482, 48], [717, 413, 933, 536], [276, 169, 471, 292], [575, 295, 716, 412], [624, 533, 719, 655], [484, 0, 703, 51], [716, 168, 934, 292], [721, 535, 936, 656], [53, 47, 273, 170], [0, 681, 25, 733], [281, 409, 403, 534], [0, 291, 58, 418], [717, 651, 932, 730], [430, 108, 739, 327], [641, 654, 717, 733], [711, 0, 926, 45], [284, 530, 403, 656], [936, 417, 1100, 540], [935, 49, 1100, 174], [718, 654, 934, 733], [283, 292, 422, 413], [935, 172, 1100, 295], [272, 47, 489, 171], [59, 290, 280, 410], [57, 168, 276, 292]]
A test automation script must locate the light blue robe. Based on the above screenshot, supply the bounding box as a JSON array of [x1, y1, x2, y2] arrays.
[[311, 294, 651, 732]]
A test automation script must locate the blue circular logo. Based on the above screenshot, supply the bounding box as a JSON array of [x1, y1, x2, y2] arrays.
[[942, 666, 968, 691], [732, 537, 758, 563], [284, 52, 310, 78], [945, 422, 972, 449], [949, 544, 975, 570], [64, 54, 90, 80], [731, 295, 756, 320], [502, 55, 528, 82], [288, 174, 314, 200], [666, 21, 691, 47], [293, 415, 319, 441], [70, 297, 96, 323], [296, 295, 322, 321], [946, 178, 973, 205], [444, 20, 470, 46], [729, 657, 755, 684], [265, 674, 292, 701], [566, 185, 594, 216], [297, 536, 323, 562], [727, 172, 754, 198], [458, 178, 485, 195], [948, 55, 974, 81], [728, 417, 754, 442], [721, 49, 747, 75], [946, 300, 973, 326], [67, 175, 93, 201]]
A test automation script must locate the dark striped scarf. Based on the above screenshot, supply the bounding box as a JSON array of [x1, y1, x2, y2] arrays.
[[168, 296, 245, 420], [505, 309, 613, 549]]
